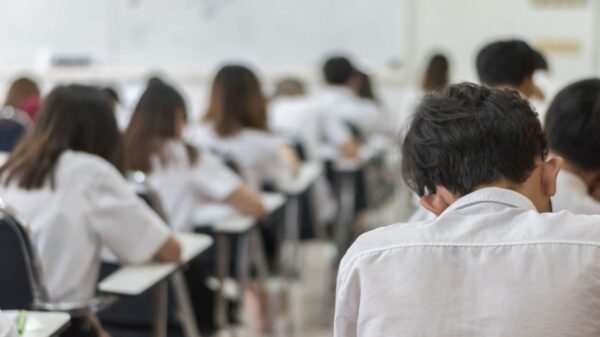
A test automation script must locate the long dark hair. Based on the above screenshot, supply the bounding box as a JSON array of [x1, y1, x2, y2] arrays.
[[204, 65, 268, 137], [124, 82, 197, 173], [0, 84, 123, 189], [422, 54, 449, 92]]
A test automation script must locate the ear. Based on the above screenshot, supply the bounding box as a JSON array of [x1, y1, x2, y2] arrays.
[[419, 186, 456, 216], [540, 156, 563, 197]]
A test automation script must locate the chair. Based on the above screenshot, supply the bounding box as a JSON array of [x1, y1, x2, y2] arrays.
[[99, 171, 202, 337], [0, 107, 30, 152], [0, 199, 115, 315]]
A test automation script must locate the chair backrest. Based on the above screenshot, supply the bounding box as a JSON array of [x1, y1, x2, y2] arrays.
[[0, 120, 26, 152], [0, 205, 47, 309]]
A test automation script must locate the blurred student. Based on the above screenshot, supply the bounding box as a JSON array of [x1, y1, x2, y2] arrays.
[[476, 39, 542, 99], [335, 83, 600, 336], [0, 85, 181, 337], [353, 70, 379, 103], [124, 82, 266, 232], [315, 56, 383, 139], [422, 54, 449, 93], [545, 78, 600, 214], [187, 64, 299, 190], [102, 86, 131, 131], [269, 78, 357, 225], [3, 77, 41, 121]]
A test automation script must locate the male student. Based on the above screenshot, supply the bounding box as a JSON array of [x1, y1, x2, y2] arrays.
[[314, 56, 383, 138], [335, 82, 600, 336], [545, 78, 600, 213], [410, 40, 546, 221], [476, 39, 543, 99]]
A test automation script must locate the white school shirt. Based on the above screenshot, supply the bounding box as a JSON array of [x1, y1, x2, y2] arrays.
[[186, 123, 294, 190], [147, 140, 243, 232], [553, 170, 600, 214], [336, 187, 600, 337], [0, 311, 16, 337], [268, 96, 353, 159], [313, 86, 384, 138], [268, 96, 350, 223], [0, 151, 171, 303]]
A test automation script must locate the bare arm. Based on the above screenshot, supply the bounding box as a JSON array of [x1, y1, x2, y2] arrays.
[[154, 235, 182, 262], [225, 185, 268, 219]]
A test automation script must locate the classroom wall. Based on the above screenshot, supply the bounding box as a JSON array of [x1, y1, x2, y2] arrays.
[[411, 0, 598, 88]]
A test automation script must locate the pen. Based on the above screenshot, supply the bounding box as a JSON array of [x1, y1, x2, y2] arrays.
[[16, 310, 27, 335]]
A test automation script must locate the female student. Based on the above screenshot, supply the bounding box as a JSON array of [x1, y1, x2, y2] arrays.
[[124, 81, 266, 232], [187, 64, 300, 190], [0, 85, 181, 337], [3, 77, 41, 121]]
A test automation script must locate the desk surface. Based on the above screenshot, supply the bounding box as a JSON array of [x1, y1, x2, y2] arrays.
[[333, 138, 386, 172], [213, 192, 286, 234], [279, 162, 322, 195], [98, 232, 213, 296], [4, 311, 70, 337]]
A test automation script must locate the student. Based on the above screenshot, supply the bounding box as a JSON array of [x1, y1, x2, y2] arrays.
[[3, 77, 40, 121], [545, 78, 600, 214], [315, 56, 383, 139], [422, 53, 449, 93], [476, 39, 541, 98], [187, 64, 300, 191], [0, 310, 17, 337], [124, 82, 266, 232], [353, 70, 379, 103], [269, 78, 358, 160], [0, 85, 181, 337], [269, 78, 357, 225], [335, 83, 600, 336]]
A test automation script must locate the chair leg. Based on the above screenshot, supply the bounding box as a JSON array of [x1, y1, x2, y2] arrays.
[[171, 272, 203, 337], [152, 281, 168, 337]]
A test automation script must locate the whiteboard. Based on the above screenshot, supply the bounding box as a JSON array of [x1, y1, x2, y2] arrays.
[[0, 0, 410, 73]]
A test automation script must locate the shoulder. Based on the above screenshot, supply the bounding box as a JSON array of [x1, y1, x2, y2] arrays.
[[59, 151, 120, 177]]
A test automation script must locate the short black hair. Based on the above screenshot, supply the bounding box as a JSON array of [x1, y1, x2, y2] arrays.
[[323, 56, 355, 85], [476, 40, 537, 87], [545, 78, 600, 171], [401, 82, 548, 196]]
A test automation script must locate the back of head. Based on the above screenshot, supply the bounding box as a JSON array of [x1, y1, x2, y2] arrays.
[[476, 40, 537, 87], [206, 64, 267, 137], [125, 83, 190, 172], [274, 78, 305, 98], [1, 84, 122, 189], [4, 77, 40, 109], [545, 78, 600, 171], [422, 54, 450, 92], [402, 82, 547, 197], [323, 56, 355, 85]]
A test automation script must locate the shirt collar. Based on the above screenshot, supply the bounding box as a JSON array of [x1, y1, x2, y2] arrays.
[[442, 187, 537, 215]]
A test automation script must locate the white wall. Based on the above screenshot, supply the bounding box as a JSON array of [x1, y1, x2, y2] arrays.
[[411, 0, 597, 89]]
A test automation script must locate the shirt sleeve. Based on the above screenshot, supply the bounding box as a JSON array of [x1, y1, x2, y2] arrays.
[[322, 113, 353, 146], [86, 165, 172, 265], [192, 150, 243, 201]]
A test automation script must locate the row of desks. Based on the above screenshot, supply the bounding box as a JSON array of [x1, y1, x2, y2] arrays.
[[2, 147, 380, 337]]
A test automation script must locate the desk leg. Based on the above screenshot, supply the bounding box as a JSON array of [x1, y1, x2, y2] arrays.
[[282, 196, 300, 277], [335, 172, 356, 256], [171, 272, 202, 337], [215, 232, 230, 330], [249, 227, 276, 333], [152, 281, 168, 337]]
